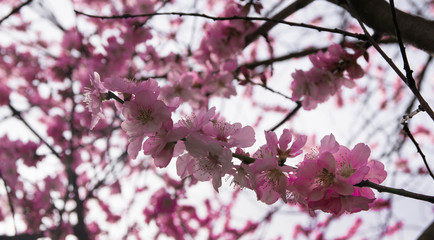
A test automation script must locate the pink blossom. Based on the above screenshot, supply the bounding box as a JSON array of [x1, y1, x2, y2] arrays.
[[364, 160, 387, 184], [142, 120, 189, 168], [103, 76, 160, 96], [230, 162, 255, 190], [290, 68, 335, 110], [250, 157, 294, 204], [291, 134, 387, 215], [201, 70, 237, 98], [177, 107, 216, 133], [161, 72, 205, 106], [84, 72, 107, 129], [308, 191, 374, 215], [263, 129, 307, 164], [182, 133, 233, 191], [121, 90, 171, 159], [202, 120, 255, 148]]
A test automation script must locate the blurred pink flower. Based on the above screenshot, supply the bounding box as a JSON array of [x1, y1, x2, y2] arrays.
[[84, 72, 107, 129]]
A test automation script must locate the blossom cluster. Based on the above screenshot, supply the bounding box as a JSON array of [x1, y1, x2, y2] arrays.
[[290, 43, 365, 110], [86, 72, 386, 215]]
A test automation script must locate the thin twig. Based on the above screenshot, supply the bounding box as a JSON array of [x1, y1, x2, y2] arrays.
[[237, 77, 292, 100], [242, 47, 324, 69], [245, 0, 315, 45], [74, 10, 367, 41], [355, 180, 434, 204], [401, 122, 434, 180], [268, 102, 302, 131]]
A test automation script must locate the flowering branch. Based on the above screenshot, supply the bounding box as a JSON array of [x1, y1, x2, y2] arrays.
[[355, 180, 434, 204]]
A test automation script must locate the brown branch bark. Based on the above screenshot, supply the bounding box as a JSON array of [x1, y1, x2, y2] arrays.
[[328, 0, 434, 54], [355, 180, 434, 204]]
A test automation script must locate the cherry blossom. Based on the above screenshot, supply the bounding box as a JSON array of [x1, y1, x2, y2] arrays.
[[84, 72, 108, 129], [291, 134, 387, 214], [121, 89, 171, 159], [142, 120, 189, 168], [183, 133, 233, 191]]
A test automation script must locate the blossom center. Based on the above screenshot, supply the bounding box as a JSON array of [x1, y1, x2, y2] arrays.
[[317, 168, 335, 186], [137, 108, 153, 124], [265, 168, 285, 187], [338, 163, 356, 178]]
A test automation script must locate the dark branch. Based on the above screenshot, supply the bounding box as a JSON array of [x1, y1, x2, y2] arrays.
[[401, 122, 434, 180], [74, 10, 366, 41], [355, 180, 434, 204], [8, 105, 61, 159], [0, 0, 33, 25], [243, 47, 324, 69], [328, 0, 434, 54], [343, 0, 434, 121], [244, 0, 315, 46], [389, 0, 415, 88], [268, 102, 302, 131], [0, 233, 44, 240]]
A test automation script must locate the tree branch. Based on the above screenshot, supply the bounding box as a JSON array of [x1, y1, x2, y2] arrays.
[[73, 10, 366, 41], [401, 121, 434, 180], [327, 0, 434, 54], [8, 105, 61, 159], [268, 101, 302, 131], [0, 233, 44, 240], [341, 0, 434, 121], [244, 0, 315, 46], [355, 180, 434, 204], [242, 47, 325, 69]]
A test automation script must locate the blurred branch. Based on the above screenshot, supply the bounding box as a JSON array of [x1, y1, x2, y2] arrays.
[[0, 0, 33, 25], [66, 87, 90, 240], [8, 105, 61, 159], [0, 173, 17, 235], [355, 180, 434, 204], [0, 233, 44, 240]]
